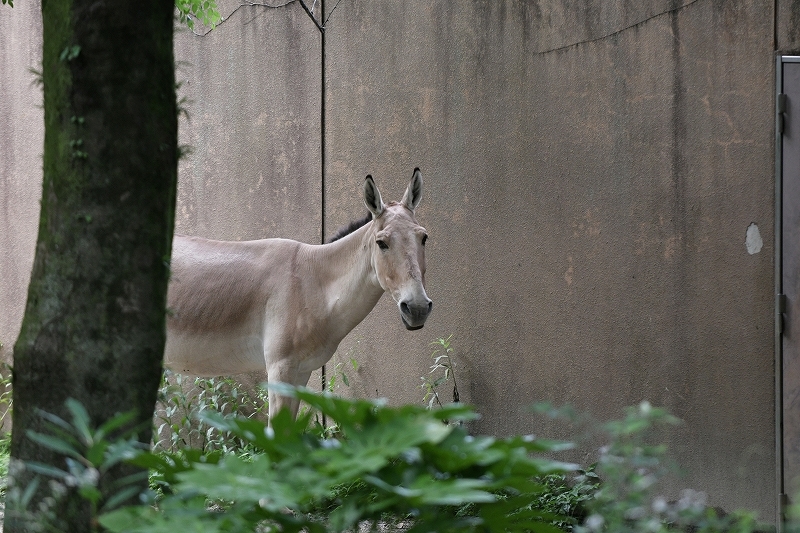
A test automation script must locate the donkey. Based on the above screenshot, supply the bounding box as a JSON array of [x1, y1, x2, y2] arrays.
[[164, 169, 432, 419]]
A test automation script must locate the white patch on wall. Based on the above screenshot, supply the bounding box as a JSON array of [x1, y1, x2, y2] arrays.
[[745, 223, 763, 255]]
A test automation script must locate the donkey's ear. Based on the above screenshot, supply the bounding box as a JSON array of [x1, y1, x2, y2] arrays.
[[401, 168, 423, 212], [363, 175, 385, 218]]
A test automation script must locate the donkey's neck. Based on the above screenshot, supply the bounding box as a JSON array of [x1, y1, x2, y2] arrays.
[[308, 221, 384, 340]]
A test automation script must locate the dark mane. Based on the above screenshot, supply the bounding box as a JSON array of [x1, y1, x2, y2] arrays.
[[326, 212, 373, 243]]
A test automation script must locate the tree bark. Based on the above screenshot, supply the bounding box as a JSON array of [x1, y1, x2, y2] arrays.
[[6, 0, 176, 529]]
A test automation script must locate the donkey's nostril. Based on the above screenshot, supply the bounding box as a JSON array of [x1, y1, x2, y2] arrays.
[[401, 300, 432, 318]]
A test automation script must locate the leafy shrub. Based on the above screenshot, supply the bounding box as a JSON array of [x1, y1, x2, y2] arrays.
[[5, 400, 148, 531], [558, 402, 761, 533], [10, 385, 772, 533], [153, 369, 269, 455], [421, 334, 461, 409], [101, 384, 578, 533], [0, 363, 13, 495], [174, 0, 220, 29], [535, 471, 599, 530]]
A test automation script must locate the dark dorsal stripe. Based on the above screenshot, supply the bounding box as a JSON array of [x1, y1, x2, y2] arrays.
[[326, 213, 373, 243]]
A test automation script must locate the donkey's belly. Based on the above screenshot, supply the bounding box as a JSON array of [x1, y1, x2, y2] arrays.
[[164, 329, 265, 376]]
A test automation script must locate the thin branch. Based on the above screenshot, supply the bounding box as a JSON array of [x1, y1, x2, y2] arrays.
[[186, 0, 341, 37], [322, 0, 345, 29]]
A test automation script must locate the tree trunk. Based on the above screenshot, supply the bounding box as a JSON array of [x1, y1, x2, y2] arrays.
[[5, 0, 176, 529]]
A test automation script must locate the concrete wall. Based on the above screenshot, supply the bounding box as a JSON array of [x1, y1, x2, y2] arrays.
[[779, 0, 800, 51], [0, 0, 788, 520], [173, 0, 321, 243], [323, 0, 776, 517]]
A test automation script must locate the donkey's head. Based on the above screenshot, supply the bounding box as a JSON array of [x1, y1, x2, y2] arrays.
[[364, 168, 432, 330]]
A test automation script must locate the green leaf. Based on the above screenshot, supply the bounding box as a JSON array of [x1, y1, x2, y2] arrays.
[[58, 45, 81, 62], [25, 461, 70, 480], [85, 440, 109, 467], [96, 409, 138, 439], [78, 484, 102, 505], [432, 376, 448, 387], [175, 454, 306, 511], [65, 398, 93, 442], [174, 0, 220, 29], [99, 504, 212, 533], [26, 430, 82, 459], [101, 439, 143, 469], [101, 485, 144, 512], [19, 476, 40, 506], [35, 409, 74, 433]]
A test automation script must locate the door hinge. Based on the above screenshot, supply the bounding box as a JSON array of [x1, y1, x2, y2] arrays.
[[781, 493, 790, 527], [779, 93, 787, 135]]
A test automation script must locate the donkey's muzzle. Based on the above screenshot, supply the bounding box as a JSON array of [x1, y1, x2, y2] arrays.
[[400, 299, 433, 330]]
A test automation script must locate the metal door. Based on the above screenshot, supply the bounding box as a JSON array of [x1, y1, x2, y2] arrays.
[[779, 55, 800, 524]]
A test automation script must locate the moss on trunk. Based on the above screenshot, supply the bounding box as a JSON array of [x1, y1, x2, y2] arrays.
[[6, 0, 177, 529]]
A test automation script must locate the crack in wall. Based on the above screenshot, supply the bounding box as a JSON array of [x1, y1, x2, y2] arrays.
[[533, 0, 704, 55]]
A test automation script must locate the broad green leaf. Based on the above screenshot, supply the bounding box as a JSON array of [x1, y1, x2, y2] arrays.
[[24, 461, 69, 480], [78, 484, 102, 505], [97, 410, 138, 439], [85, 439, 109, 467], [101, 485, 146, 513], [65, 398, 93, 443], [26, 430, 82, 459]]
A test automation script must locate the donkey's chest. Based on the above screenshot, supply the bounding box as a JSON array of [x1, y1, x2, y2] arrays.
[[263, 310, 343, 368]]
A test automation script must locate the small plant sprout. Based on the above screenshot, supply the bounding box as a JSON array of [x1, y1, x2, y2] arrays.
[[326, 354, 359, 393], [421, 334, 461, 410]]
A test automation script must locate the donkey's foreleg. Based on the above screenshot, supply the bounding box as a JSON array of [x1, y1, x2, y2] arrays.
[[267, 362, 312, 422]]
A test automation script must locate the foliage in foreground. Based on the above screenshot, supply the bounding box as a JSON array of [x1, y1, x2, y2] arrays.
[[562, 403, 761, 533], [101, 383, 577, 532], [5, 399, 150, 531], [8, 380, 773, 533]]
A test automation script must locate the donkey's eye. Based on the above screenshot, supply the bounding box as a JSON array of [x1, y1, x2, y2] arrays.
[[376, 239, 389, 250], [421, 234, 428, 246]]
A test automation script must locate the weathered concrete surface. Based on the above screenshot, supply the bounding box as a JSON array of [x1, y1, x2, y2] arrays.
[[173, 0, 321, 242], [779, 0, 800, 51], [0, 0, 784, 521], [324, 0, 775, 517], [0, 2, 43, 384]]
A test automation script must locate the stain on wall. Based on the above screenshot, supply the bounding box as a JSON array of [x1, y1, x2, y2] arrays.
[[747, 223, 763, 255], [779, 0, 800, 50]]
